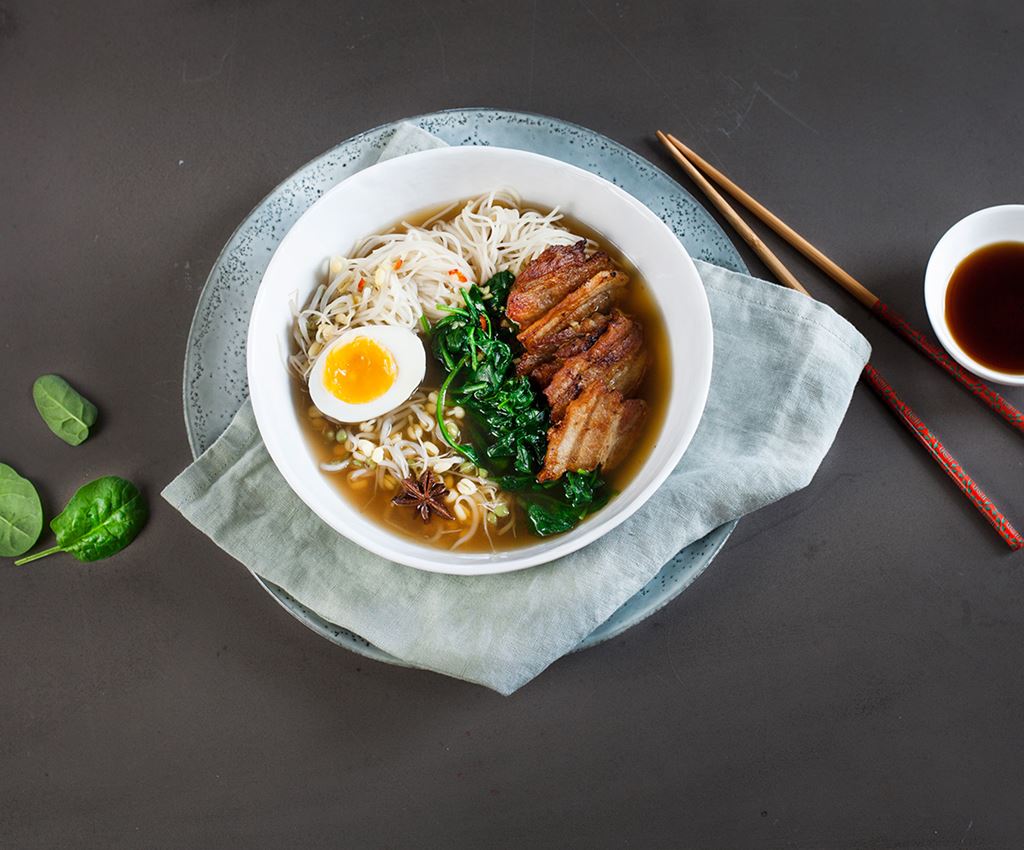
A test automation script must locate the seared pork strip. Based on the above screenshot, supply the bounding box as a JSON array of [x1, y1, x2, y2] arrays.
[[516, 269, 629, 357], [544, 313, 647, 422], [537, 384, 647, 482], [526, 360, 563, 387], [506, 241, 616, 327], [515, 312, 613, 386]]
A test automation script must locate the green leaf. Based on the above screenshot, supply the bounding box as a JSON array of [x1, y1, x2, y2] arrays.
[[32, 374, 98, 446], [500, 469, 611, 536], [14, 476, 147, 565], [0, 463, 44, 557], [562, 469, 608, 510], [484, 270, 515, 309], [525, 501, 583, 536]]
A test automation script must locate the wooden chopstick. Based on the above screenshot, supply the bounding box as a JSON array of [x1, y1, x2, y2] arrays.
[[656, 131, 1024, 551], [663, 132, 877, 307], [655, 134, 810, 297], [662, 132, 1024, 437]]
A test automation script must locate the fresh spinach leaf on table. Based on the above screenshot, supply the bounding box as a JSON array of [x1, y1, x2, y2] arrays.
[[0, 463, 44, 557], [14, 476, 147, 565], [32, 374, 98, 446]]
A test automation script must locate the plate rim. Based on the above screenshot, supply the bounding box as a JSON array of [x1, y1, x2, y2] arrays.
[[180, 106, 745, 659]]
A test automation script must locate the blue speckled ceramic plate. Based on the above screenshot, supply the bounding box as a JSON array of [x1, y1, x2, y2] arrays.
[[182, 108, 745, 662]]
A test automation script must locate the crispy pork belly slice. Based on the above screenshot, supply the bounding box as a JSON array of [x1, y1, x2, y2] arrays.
[[544, 313, 647, 422], [515, 312, 613, 385], [506, 241, 616, 327], [516, 269, 629, 356], [527, 360, 563, 387], [537, 384, 647, 482]]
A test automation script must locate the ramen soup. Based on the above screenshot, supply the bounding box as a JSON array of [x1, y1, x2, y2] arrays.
[[290, 192, 669, 552]]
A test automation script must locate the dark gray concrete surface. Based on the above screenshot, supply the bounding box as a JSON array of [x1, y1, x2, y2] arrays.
[[3, 2, 1024, 847]]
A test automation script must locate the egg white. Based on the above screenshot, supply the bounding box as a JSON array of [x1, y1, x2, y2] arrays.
[[308, 325, 426, 422]]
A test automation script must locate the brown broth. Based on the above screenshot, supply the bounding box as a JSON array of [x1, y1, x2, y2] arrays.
[[944, 241, 1024, 374], [293, 200, 671, 551]]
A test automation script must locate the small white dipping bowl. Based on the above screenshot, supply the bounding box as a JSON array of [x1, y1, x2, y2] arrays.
[[247, 146, 714, 575], [924, 204, 1024, 387]]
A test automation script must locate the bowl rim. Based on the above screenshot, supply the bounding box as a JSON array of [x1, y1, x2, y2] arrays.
[[246, 145, 714, 574], [923, 203, 1024, 387]]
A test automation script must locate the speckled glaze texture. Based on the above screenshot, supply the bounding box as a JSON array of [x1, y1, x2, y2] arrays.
[[182, 108, 746, 661]]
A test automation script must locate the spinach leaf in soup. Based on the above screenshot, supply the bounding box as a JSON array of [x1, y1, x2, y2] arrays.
[[484, 270, 515, 315], [0, 463, 44, 558], [500, 469, 611, 537], [32, 374, 98, 446], [15, 476, 147, 565]]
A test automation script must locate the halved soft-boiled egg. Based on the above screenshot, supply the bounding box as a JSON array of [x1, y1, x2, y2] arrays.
[[308, 326, 425, 422]]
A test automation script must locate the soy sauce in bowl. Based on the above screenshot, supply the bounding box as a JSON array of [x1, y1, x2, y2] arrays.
[[944, 241, 1024, 374]]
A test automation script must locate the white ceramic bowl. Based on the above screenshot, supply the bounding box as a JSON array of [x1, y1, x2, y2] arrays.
[[924, 204, 1024, 386], [247, 146, 714, 574]]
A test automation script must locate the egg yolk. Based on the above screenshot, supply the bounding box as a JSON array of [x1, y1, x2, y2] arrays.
[[322, 336, 397, 403]]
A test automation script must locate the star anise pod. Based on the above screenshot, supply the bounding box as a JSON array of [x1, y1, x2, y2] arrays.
[[392, 470, 455, 523]]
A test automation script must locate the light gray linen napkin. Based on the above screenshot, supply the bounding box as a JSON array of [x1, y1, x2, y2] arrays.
[[164, 128, 870, 695]]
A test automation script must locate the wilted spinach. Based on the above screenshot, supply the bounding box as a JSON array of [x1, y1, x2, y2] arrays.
[[14, 476, 147, 565], [425, 272, 609, 536], [430, 275, 548, 474], [483, 269, 515, 310], [32, 374, 98, 446], [0, 463, 44, 557], [499, 469, 610, 536]]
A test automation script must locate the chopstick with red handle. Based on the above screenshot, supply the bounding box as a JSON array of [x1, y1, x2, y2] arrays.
[[869, 302, 1024, 431], [862, 365, 1023, 549], [656, 131, 1024, 550], [661, 132, 1024, 437]]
